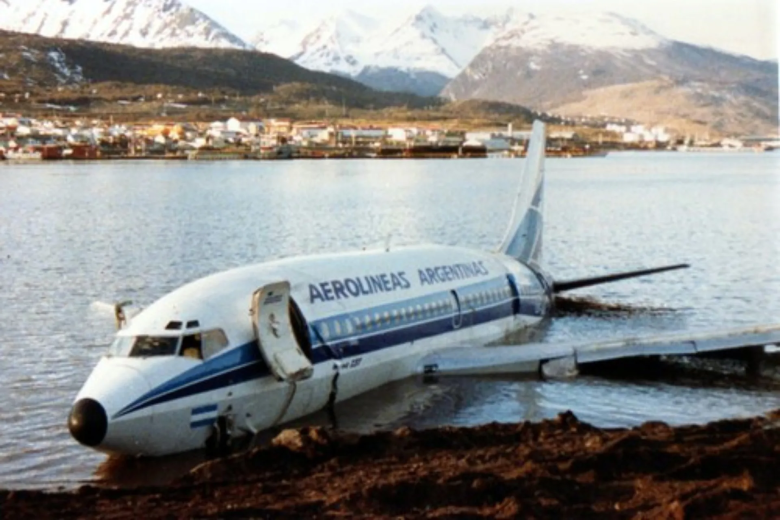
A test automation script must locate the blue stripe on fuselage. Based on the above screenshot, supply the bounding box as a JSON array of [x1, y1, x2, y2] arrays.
[[113, 277, 542, 418], [113, 343, 271, 418]]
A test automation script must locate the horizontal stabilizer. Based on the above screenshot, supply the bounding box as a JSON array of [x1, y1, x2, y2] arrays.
[[553, 263, 689, 293], [417, 324, 780, 377]]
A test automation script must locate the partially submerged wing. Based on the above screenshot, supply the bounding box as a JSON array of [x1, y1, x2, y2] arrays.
[[418, 343, 575, 376], [417, 324, 780, 377]]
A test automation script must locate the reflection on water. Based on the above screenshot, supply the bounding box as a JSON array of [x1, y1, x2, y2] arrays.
[[0, 152, 778, 489]]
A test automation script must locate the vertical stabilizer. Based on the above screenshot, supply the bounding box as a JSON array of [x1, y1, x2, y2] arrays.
[[497, 120, 546, 267]]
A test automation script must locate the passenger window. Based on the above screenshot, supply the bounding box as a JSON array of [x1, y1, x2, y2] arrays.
[[181, 334, 203, 360], [319, 323, 331, 340], [201, 329, 229, 359], [334, 320, 342, 337]]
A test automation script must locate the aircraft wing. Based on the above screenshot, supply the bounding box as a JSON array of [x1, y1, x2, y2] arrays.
[[416, 324, 780, 377]]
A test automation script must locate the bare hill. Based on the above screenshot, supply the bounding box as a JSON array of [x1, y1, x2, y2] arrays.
[[552, 79, 779, 136]]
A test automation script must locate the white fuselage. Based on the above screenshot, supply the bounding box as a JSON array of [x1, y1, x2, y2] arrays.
[[70, 244, 552, 456]]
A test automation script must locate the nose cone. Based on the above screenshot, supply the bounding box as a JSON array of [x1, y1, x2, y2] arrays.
[[68, 398, 108, 447]]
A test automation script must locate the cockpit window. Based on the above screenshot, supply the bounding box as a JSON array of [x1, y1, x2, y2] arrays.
[[181, 333, 203, 360], [108, 330, 227, 359], [201, 329, 229, 360], [108, 336, 134, 357], [127, 336, 180, 357]]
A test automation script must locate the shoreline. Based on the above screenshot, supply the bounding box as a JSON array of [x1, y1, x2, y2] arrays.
[[3, 410, 779, 518]]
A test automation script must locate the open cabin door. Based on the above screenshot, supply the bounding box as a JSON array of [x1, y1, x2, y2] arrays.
[[251, 281, 313, 382]]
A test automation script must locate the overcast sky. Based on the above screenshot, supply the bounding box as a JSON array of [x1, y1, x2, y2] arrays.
[[186, 0, 778, 60]]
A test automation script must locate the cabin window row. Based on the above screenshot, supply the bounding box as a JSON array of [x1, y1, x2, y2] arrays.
[[316, 297, 457, 342], [315, 286, 514, 343], [461, 286, 513, 308]]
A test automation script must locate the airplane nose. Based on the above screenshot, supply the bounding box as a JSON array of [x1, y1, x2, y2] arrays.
[[68, 398, 108, 447]]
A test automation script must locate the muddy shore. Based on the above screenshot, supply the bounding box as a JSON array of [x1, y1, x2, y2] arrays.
[[3, 411, 780, 519]]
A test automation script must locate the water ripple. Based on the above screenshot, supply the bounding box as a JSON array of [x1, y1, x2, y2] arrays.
[[0, 153, 778, 488]]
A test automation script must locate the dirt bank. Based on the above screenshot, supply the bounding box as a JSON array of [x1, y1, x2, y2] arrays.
[[3, 411, 780, 519]]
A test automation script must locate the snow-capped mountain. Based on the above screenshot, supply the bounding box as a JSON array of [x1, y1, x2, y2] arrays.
[[441, 11, 776, 108], [0, 0, 248, 49], [441, 12, 777, 135], [494, 11, 666, 52], [254, 6, 509, 96], [442, 11, 673, 107], [289, 11, 380, 77], [252, 7, 678, 96], [368, 6, 503, 78]]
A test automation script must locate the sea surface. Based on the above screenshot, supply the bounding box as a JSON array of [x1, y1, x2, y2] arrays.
[[1, 152, 779, 489]]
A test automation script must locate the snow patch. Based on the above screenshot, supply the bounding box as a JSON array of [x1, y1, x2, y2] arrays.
[[21, 49, 39, 62], [256, 5, 510, 78], [47, 49, 84, 84], [0, 0, 249, 49], [494, 11, 664, 51]]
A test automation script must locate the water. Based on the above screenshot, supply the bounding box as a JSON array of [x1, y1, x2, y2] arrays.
[[1, 152, 778, 489]]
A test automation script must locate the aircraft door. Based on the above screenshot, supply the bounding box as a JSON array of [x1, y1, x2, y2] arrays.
[[449, 290, 462, 329], [251, 281, 314, 382]]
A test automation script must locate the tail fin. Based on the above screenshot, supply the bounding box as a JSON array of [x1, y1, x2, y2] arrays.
[[497, 120, 546, 267]]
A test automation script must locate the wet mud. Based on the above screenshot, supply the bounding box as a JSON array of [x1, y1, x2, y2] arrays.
[[3, 410, 780, 519], [554, 295, 676, 317]]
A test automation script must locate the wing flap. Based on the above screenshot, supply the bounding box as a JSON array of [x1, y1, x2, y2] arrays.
[[576, 324, 780, 364], [417, 343, 574, 376], [416, 324, 780, 377]]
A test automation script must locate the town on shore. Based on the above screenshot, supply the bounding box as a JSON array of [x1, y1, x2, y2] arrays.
[[0, 112, 776, 162]]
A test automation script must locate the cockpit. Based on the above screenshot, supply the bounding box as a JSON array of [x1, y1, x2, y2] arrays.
[[108, 325, 229, 360]]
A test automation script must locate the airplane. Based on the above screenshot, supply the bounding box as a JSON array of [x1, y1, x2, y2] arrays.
[[66, 121, 775, 457]]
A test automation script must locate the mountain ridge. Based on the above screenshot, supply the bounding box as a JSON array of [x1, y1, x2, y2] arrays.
[[0, 0, 249, 50], [0, 2, 775, 135]]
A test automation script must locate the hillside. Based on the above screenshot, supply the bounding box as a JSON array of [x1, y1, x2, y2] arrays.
[[0, 29, 435, 111], [551, 78, 779, 137], [0, 30, 549, 128], [442, 24, 779, 136]]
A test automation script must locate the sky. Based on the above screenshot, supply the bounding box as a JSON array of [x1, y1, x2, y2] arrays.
[[186, 0, 779, 60]]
